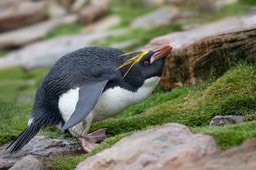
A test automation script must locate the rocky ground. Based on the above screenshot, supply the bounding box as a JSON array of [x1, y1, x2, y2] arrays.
[[0, 0, 256, 169]]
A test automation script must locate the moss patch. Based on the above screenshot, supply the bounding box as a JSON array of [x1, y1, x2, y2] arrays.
[[193, 121, 256, 149]]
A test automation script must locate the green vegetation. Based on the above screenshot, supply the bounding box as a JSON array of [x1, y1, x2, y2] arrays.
[[206, 3, 250, 21], [241, 0, 256, 5], [47, 23, 81, 39], [0, 50, 10, 57], [0, 67, 47, 103], [193, 121, 256, 150]]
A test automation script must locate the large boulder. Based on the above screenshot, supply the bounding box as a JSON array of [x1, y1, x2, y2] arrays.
[[76, 123, 219, 170], [0, 1, 48, 33], [145, 15, 256, 90]]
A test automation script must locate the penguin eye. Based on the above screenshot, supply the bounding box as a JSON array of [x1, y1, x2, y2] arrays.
[[143, 61, 149, 66]]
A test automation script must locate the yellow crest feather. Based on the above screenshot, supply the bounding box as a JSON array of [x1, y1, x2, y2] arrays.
[[116, 50, 149, 78]]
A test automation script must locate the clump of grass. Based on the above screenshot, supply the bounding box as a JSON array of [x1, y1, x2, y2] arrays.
[[200, 63, 256, 116], [193, 121, 256, 149], [0, 103, 31, 145]]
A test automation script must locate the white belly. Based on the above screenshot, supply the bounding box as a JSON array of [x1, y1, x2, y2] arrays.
[[58, 77, 160, 137], [93, 76, 160, 121]]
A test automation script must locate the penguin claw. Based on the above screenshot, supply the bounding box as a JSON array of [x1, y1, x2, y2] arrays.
[[77, 128, 108, 152]]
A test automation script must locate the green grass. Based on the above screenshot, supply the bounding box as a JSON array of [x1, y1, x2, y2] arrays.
[[0, 67, 48, 103], [241, 0, 256, 5], [47, 23, 81, 39], [193, 121, 256, 150], [0, 103, 31, 144], [0, 50, 10, 58], [206, 3, 250, 21]]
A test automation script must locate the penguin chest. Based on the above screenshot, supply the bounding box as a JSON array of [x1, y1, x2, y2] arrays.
[[93, 76, 160, 121]]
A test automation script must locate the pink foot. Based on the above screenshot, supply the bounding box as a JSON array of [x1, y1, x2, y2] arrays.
[[77, 128, 107, 152]]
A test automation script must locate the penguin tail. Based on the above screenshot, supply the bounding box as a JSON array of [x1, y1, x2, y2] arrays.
[[6, 123, 42, 153]]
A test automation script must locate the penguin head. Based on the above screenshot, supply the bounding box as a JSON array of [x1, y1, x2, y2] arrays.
[[117, 44, 172, 83]]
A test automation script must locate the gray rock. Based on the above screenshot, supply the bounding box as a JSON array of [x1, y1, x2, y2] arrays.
[[0, 15, 78, 49], [131, 7, 179, 29], [71, 0, 89, 12], [0, 29, 126, 70], [0, 1, 48, 33], [110, 40, 138, 49], [145, 15, 256, 90], [81, 15, 121, 32], [60, 0, 76, 11], [141, 0, 165, 6], [76, 123, 219, 170], [0, 0, 19, 10], [78, 0, 110, 25], [0, 136, 83, 170], [210, 115, 247, 126], [214, 0, 239, 9], [9, 155, 53, 170], [47, 0, 67, 18], [166, 0, 238, 12]]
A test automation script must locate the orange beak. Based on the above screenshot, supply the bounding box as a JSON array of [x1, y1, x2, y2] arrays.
[[150, 44, 173, 64]]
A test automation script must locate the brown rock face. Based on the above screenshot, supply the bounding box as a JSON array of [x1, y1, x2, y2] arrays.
[[76, 123, 219, 170], [0, 1, 48, 33], [145, 16, 256, 90]]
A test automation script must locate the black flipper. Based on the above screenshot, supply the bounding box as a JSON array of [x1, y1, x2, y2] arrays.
[[6, 123, 42, 153], [61, 80, 109, 131]]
